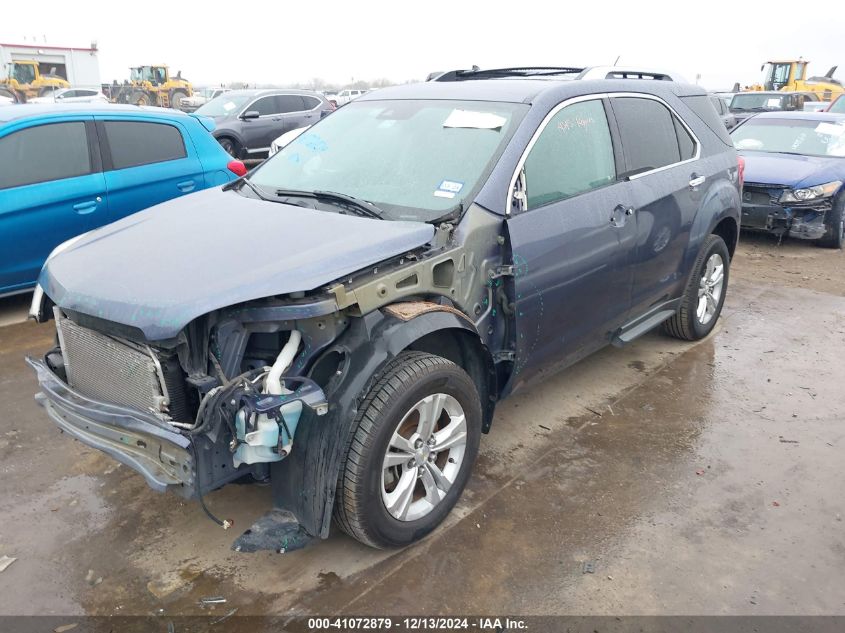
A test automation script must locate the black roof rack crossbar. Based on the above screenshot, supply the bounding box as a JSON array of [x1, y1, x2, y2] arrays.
[[432, 67, 585, 82]]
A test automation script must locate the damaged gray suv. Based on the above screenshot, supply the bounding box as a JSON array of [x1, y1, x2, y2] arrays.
[[29, 67, 742, 549]]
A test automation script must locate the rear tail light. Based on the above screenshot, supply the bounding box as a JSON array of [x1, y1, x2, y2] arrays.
[[227, 160, 247, 177], [737, 155, 745, 188]]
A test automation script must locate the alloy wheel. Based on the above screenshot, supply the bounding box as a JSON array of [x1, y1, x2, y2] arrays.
[[697, 253, 725, 325], [381, 393, 467, 522]]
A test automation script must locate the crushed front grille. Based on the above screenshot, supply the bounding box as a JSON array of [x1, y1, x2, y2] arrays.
[[56, 315, 172, 417]]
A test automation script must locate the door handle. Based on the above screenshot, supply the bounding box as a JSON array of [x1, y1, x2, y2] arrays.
[[610, 205, 635, 227], [177, 180, 196, 192], [73, 199, 99, 215], [689, 174, 706, 189]]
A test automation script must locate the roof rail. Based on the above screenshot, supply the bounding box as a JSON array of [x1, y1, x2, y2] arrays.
[[429, 67, 585, 82], [575, 66, 679, 81]]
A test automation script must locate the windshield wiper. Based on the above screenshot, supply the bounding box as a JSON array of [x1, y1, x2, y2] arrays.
[[275, 189, 385, 219], [224, 177, 276, 203]]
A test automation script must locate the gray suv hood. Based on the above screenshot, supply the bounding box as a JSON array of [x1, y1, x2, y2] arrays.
[[40, 187, 434, 340]]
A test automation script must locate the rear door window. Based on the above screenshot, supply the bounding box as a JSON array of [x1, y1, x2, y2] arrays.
[[276, 95, 306, 113], [523, 99, 617, 209], [612, 97, 681, 174], [0, 121, 91, 189], [612, 97, 699, 175], [102, 120, 187, 170], [674, 117, 696, 161]]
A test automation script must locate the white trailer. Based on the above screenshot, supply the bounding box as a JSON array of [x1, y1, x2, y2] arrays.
[[0, 42, 101, 89]]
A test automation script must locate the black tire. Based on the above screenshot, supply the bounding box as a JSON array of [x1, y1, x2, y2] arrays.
[[217, 137, 240, 158], [663, 234, 730, 341], [817, 196, 844, 249], [130, 91, 150, 106], [0, 88, 17, 102], [335, 351, 482, 549], [169, 89, 188, 110]]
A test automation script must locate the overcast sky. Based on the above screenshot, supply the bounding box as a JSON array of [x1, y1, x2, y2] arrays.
[[2, 0, 843, 90]]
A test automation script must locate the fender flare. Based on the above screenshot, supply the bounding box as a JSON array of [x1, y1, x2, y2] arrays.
[[212, 128, 246, 151], [271, 306, 491, 539], [684, 180, 740, 275]]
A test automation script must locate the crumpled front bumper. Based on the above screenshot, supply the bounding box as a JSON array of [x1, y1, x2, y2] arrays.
[[741, 194, 830, 241], [26, 356, 194, 494]]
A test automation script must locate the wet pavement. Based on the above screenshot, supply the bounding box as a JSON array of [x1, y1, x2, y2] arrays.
[[0, 238, 843, 617]]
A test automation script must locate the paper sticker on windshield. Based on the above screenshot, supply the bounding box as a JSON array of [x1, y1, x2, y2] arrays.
[[443, 109, 507, 130], [815, 122, 845, 137], [223, 101, 236, 112], [434, 180, 463, 198], [765, 98, 781, 108]]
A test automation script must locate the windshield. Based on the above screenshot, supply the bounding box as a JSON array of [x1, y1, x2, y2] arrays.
[[731, 117, 845, 157], [829, 98, 845, 114], [12, 63, 35, 84], [196, 93, 252, 117], [762, 63, 792, 91], [730, 93, 785, 111], [249, 99, 527, 222]]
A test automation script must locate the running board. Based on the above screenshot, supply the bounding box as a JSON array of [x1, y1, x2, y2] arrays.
[[611, 302, 679, 347]]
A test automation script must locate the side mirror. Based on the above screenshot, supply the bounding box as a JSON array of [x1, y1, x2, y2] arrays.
[[241, 110, 260, 120]]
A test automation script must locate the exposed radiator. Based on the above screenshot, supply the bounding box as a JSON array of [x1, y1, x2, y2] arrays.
[[55, 314, 191, 421]]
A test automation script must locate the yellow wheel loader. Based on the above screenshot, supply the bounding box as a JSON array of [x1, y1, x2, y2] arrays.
[[108, 65, 193, 109], [747, 60, 844, 101], [0, 60, 70, 103]]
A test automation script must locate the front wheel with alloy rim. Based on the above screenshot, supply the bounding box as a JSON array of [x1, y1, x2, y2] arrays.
[[335, 351, 481, 548], [663, 233, 730, 341]]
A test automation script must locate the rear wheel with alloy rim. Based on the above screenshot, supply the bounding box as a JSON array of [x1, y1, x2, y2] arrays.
[[663, 233, 730, 341], [335, 351, 481, 548]]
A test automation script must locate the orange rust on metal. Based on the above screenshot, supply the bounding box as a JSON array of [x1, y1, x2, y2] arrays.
[[383, 302, 472, 323]]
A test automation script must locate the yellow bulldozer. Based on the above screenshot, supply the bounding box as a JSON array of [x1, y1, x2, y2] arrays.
[[747, 59, 844, 101], [106, 65, 193, 109], [0, 60, 70, 102]]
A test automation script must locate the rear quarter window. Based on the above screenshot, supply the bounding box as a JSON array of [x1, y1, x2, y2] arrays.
[[0, 121, 91, 189], [102, 121, 187, 169], [302, 96, 322, 109], [680, 95, 733, 146]]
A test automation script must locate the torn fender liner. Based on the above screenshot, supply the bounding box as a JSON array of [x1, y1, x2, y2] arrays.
[[271, 308, 483, 538], [383, 301, 475, 323], [39, 187, 435, 340], [232, 509, 312, 553]]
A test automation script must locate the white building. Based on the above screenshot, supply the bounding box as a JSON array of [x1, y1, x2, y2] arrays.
[[0, 41, 101, 89]]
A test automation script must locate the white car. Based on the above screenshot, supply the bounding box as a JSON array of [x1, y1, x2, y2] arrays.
[[334, 89, 367, 106], [180, 87, 231, 112], [28, 88, 109, 104], [0, 95, 14, 106], [269, 125, 310, 156]]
